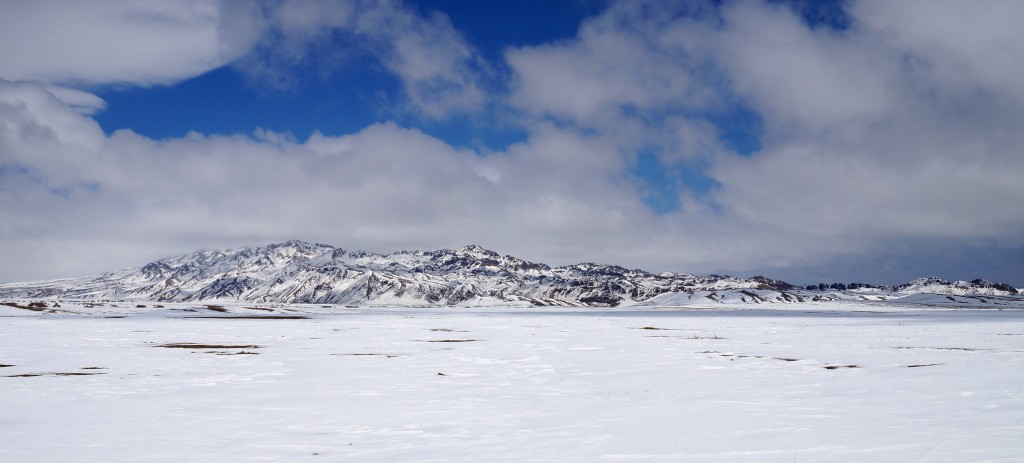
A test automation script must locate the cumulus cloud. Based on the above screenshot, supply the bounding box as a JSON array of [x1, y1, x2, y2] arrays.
[[853, 0, 1024, 105], [712, 1, 898, 134], [506, 2, 714, 130], [704, 1, 1024, 236], [503, 0, 1024, 282], [2, 0, 1023, 286], [0, 80, 661, 281]]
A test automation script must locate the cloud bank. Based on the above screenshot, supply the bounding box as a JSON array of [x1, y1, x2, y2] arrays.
[[1, 0, 1023, 285]]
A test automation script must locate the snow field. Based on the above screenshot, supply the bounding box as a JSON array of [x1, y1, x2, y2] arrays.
[[2, 306, 1023, 462]]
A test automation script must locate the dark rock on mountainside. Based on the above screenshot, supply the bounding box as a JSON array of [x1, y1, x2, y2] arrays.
[[0, 241, 1019, 306]]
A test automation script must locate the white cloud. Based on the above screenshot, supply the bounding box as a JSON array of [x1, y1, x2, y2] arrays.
[[713, 1, 898, 134], [0, 0, 250, 86], [0, 80, 661, 281], [42, 86, 107, 115], [0, 0, 486, 119], [701, 0, 1024, 234], [2, 0, 1023, 286], [852, 0, 1024, 104], [501, 0, 1024, 282], [506, 2, 711, 127]]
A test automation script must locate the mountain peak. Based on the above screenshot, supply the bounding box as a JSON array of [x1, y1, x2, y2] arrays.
[[456, 244, 498, 257], [2, 241, 1020, 306]]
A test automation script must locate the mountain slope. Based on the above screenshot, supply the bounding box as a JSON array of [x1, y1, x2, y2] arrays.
[[0, 241, 1018, 307]]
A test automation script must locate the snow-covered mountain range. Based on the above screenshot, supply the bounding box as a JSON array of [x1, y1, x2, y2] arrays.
[[0, 241, 1019, 307]]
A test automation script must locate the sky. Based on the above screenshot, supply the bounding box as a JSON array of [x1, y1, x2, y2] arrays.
[[1, 0, 1023, 287]]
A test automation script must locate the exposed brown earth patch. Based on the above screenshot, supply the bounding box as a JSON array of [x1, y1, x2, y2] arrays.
[[2, 301, 48, 312], [184, 315, 310, 319], [2, 301, 78, 314], [647, 335, 725, 339], [154, 343, 263, 349], [824, 365, 860, 370], [243, 306, 274, 312], [187, 315, 307, 317], [5, 372, 107, 378]]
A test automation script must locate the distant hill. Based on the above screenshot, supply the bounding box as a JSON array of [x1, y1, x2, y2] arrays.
[[0, 241, 1018, 307]]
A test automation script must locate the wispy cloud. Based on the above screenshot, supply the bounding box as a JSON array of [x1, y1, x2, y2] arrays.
[[0, 1, 247, 86]]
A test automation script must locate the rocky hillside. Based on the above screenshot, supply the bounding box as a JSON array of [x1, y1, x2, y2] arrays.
[[0, 241, 1018, 307]]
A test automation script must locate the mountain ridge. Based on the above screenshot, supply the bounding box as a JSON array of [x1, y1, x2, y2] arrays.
[[0, 241, 1018, 307]]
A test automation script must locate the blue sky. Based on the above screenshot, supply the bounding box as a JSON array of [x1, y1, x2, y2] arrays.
[[92, 0, 764, 213], [95, 1, 608, 146], [1, 0, 1023, 286]]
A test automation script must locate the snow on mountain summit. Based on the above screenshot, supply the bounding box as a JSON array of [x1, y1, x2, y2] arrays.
[[0, 241, 1019, 306]]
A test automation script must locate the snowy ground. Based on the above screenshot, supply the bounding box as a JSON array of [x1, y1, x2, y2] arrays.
[[2, 302, 1023, 462]]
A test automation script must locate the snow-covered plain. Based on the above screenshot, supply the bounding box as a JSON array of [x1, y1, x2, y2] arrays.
[[2, 301, 1023, 462]]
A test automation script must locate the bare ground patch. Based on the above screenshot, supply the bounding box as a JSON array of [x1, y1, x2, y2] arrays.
[[1, 301, 47, 312], [153, 343, 263, 349], [332, 353, 405, 358], [646, 335, 726, 339], [700, 351, 840, 367], [2, 301, 78, 314], [243, 306, 275, 312], [183, 315, 310, 319], [824, 365, 860, 370], [5, 372, 107, 378], [420, 339, 480, 343], [720, 353, 764, 359]]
